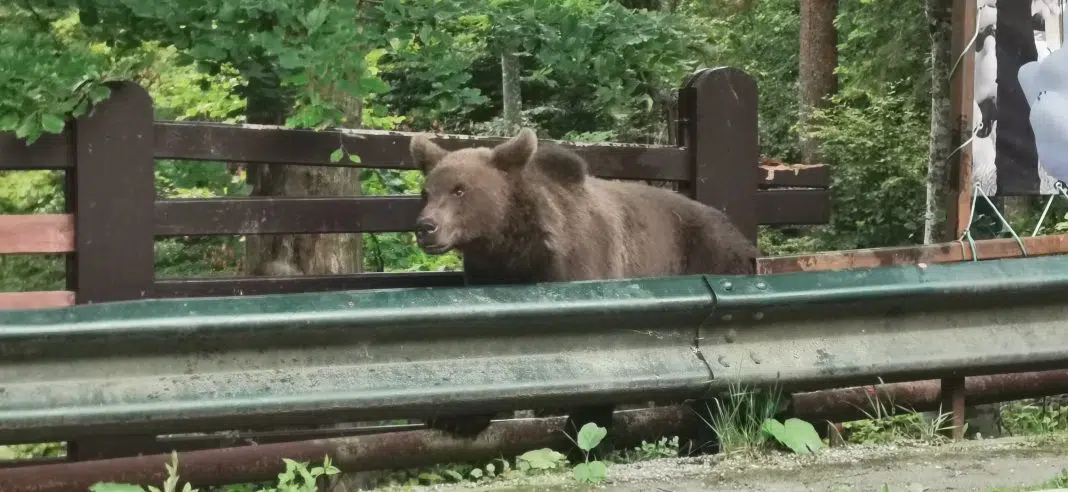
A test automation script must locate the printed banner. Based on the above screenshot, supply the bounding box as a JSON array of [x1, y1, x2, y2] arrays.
[[972, 0, 1064, 195]]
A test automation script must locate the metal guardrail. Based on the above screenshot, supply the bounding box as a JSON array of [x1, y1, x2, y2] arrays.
[[3, 255, 1068, 444], [701, 254, 1068, 391], [0, 277, 713, 443]]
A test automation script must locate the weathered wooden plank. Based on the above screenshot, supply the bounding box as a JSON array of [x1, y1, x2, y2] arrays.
[[757, 234, 1068, 274], [157, 189, 829, 237], [154, 121, 692, 181], [154, 272, 467, 298], [0, 291, 75, 310], [0, 131, 72, 170], [153, 121, 830, 188], [0, 214, 75, 254]]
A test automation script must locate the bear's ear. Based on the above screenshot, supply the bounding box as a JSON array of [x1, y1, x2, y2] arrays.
[[491, 128, 538, 172], [410, 134, 449, 174]]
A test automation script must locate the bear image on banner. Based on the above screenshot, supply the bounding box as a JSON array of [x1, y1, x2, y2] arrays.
[[972, 0, 1064, 195], [408, 128, 760, 441]]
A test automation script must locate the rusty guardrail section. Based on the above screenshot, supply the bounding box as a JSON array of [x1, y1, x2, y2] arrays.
[[0, 407, 698, 491], [3, 255, 1068, 445]]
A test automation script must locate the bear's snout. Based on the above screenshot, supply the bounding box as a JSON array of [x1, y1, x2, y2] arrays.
[[414, 217, 449, 253], [414, 218, 439, 239]]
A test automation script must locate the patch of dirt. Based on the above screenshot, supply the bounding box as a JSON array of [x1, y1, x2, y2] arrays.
[[367, 435, 1068, 492]]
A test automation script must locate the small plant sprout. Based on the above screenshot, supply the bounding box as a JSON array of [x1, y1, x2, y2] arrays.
[[328, 144, 362, 164], [91, 453, 339, 492], [262, 455, 340, 492], [90, 452, 199, 492], [560, 422, 609, 484]]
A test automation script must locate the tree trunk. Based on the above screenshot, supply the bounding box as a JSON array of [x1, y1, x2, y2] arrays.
[[798, 0, 838, 164], [923, 0, 954, 244], [243, 75, 364, 277], [500, 49, 523, 135]]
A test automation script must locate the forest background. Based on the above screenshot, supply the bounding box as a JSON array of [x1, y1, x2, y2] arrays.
[[1, 0, 1053, 288]]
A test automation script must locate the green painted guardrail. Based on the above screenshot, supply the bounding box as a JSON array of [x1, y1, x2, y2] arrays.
[[2, 255, 1068, 443]]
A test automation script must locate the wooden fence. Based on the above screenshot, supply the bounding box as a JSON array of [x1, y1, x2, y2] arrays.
[[0, 67, 830, 315]]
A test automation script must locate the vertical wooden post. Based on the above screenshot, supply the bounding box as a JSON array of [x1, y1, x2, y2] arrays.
[[944, 0, 977, 442], [949, 0, 976, 241], [679, 67, 760, 243], [66, 81, 157, 460]]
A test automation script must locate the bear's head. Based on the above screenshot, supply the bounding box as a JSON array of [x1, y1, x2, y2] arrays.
[[409, 128, 538, 255]]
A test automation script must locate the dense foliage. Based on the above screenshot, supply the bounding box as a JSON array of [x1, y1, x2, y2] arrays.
[[1, 0, 1056, 291]]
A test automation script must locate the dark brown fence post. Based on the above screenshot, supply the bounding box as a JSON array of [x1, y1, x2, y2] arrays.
[[679, 67, 760, 243], [66, 80, 157, 461]]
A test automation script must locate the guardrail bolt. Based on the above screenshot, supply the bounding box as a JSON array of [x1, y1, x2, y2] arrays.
[[753, 311, 764, 321], [722, 281, 733, 291], [724, 328, 737, 343], [755, 281, 767, 290]]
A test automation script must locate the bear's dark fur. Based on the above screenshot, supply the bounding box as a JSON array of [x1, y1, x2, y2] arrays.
[[409, 128, 760, 442], [411, 128, 759, 283]]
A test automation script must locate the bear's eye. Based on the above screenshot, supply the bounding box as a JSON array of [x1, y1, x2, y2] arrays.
[[452, 186, 465, 197]]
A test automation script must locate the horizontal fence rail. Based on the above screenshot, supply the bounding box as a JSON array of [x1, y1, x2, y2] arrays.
[[0, 120, 831, 185], [3, 255, 1068, 444]]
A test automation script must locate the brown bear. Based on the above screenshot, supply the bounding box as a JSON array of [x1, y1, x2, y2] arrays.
[[409, 128, 759, 444]]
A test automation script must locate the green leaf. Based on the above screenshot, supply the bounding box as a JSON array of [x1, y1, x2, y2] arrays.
[[516, 448, 566, 470], [304, 7, 329, 32], [443, 469, 463, 482], [573, 461, 607, 483], [417, 472, 443, 484], [762, 418, 823, 454], [15, 116, 39, 143], [576, 422, 607, 451], [329, 147, 345, 163], [347, 152, 362, 164], [573, 462, 591, 482], [277, 51, 303, 70], [40, 114, 66, 134], [89, 484, 146, 492], [0, 114, 18, 131], [586, 460, 607, 482], [88, 85, 111, 104]]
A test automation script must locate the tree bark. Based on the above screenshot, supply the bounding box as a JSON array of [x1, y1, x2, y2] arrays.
[[798, 0, 838, 164], [243, 75, 363, 277], [923, 0, 954, 244], [500, 49, 523, 135]]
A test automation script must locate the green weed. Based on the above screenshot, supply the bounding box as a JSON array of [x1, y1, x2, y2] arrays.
[[1001, 399, 1068, 436], [88, 452, 339, 492], [840, 380, 957, 445], [606, 436, 680, 463], [694, 382, 787, 455]]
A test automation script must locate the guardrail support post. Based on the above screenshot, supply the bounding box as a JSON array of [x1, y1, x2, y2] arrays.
[[940, 376, 967, 440]]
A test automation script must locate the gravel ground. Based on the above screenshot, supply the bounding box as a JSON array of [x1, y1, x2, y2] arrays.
[[350, 434, 1068, 492]]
